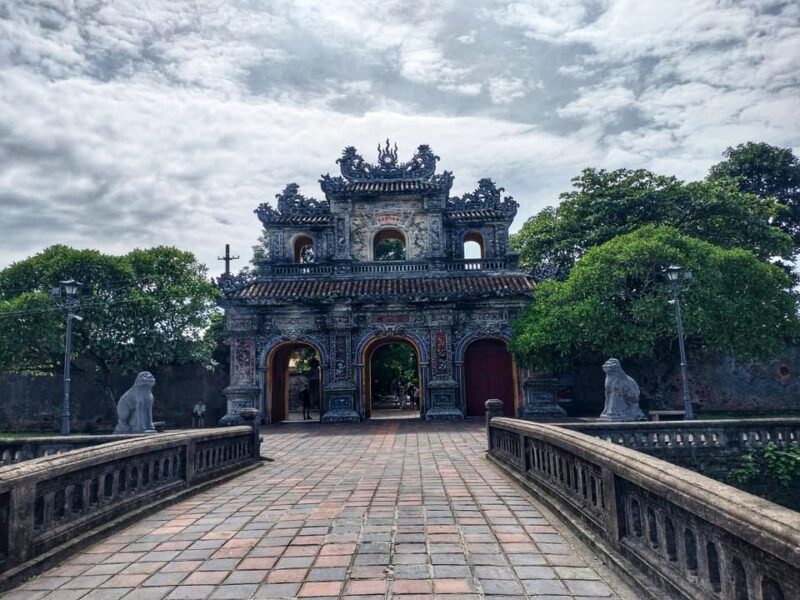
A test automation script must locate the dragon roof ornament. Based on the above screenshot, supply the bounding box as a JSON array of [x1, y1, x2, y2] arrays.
[[255, 183, 330, 224], [447, 178, 519, 218], [320, 140, 454, 194]]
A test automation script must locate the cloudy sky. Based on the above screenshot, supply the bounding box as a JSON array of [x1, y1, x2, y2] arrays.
[[1, 0, 799, 274]]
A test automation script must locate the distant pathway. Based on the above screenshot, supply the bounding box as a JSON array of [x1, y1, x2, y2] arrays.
[[4, 421, 635, 600]]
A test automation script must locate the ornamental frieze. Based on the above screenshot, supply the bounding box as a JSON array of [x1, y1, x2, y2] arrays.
[[225, 315, 258, 332]]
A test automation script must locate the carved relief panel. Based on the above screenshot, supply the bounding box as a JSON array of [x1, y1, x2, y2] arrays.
[[231, 337, 255, 386], [332, 332, 351, 381], [432, 330, 451, 379]]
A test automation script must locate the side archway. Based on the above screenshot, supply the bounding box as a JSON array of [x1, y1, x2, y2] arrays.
[[457, 333, 519, 417], [261, 336, 327, 423]]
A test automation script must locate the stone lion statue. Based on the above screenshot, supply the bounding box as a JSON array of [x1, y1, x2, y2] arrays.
[[114, 371, 156, 433], [599, 358, 646, 421]]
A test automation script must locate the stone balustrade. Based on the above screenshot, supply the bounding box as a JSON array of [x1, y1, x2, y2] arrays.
[[262, 256, 519, 277], [0, 420, 261, 587], [0, 435, 143, 466], [560, 418, 800, 466], [486, 415, 800, 600]]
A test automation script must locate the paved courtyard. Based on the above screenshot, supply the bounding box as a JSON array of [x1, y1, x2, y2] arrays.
[[4, 421, 635, 600]]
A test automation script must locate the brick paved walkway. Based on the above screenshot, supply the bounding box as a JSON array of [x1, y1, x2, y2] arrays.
[[4, 421, 635, 600]]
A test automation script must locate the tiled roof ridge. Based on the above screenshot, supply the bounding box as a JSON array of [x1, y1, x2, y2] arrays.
[[233, 273, 533, 301]]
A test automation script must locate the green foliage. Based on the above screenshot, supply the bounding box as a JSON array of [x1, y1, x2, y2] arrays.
[[729, 444, 800, 487], [374, 239, 406, 261], [708, 142, 800, 244], [511, 226, 800, 375], [0, 245, 220, 403], [729, 452, 759, 485], [371, 344, 418, 396], [510, 167, 793, 274]]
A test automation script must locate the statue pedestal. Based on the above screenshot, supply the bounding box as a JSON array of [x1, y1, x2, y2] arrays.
[[424, 381, 463, 421], [220, 386, 258, 426], [521, 377, 566, 419], [321, 384, 360, 423]]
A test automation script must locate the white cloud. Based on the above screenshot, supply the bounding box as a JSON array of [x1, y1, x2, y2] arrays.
[[0, 0, 799, 273]]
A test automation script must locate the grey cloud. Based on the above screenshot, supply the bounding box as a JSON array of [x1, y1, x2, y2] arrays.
[[0, 0, 798, 273]]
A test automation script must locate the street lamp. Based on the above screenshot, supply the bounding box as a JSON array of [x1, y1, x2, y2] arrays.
[[664, 265, 694, 420], [51, 279, 83, 435]]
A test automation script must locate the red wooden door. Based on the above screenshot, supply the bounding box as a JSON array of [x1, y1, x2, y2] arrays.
[[464, 339, 515, 417]]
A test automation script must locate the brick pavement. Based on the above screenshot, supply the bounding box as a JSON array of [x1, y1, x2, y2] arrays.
[[3, 420, 635, 600]]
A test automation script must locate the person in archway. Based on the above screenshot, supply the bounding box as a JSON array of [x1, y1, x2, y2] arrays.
[[300, 384, 312, 420], [409, 384, 420, 411]]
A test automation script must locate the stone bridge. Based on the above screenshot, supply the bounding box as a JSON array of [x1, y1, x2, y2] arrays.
[[1, 417, 798, 599]]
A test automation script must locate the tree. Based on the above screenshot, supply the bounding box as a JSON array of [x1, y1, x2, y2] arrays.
[[708, 142, 800, 245], [511, 168, 793, 275], [0, 245, 220, 413], [371, 344, 418, 396], [511, 227, 800, 403]]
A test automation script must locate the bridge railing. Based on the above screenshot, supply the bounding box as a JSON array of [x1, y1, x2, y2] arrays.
[[0, 420, 260, 585], [0, 434, 144, 466], [487, 415, 800, 600], [559, 418, 800, 457]]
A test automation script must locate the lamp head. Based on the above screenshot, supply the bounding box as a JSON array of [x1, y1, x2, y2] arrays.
[[664, 265, 683, 282], [59, 279, 81, 296]]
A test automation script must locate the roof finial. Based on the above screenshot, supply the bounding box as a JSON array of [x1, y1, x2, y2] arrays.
[[377, 139, 398, 166]]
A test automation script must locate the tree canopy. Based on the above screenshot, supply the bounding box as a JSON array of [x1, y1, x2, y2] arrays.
[[511, 227, 800, 378], [511, 166, 794, 275], [0, 245, 220, 407], [708, 142, 800, 244]]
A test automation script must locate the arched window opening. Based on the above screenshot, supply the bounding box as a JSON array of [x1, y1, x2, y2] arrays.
[[761, 578, 784, 600], [293, 235, 314, 264], [706, 542, 721, 592], [731, 558, 749, 600], [373, 228, 406, 261], [630, 499, 643, 537], [684, 528, 698, 572], [647, 508, 659, 548], [665, 517, 677, 561], [463, 231, 485, 260]]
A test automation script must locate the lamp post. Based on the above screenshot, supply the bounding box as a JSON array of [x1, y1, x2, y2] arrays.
[[664, 265, 694, 420], [51, 279, 83, 435]]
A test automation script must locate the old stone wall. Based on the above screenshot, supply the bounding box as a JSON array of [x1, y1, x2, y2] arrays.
[[0, 360, 228, 433], [566, 344, 800, 416]]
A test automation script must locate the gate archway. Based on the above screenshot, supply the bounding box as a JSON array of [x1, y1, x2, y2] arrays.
[[360, 336, 424, 419], [264, 341, 324, 423], [462, 338, 518, 417]]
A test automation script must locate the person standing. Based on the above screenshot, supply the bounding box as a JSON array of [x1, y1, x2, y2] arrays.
[[301, 385, 312, 420], [192, 399, 206, 428]]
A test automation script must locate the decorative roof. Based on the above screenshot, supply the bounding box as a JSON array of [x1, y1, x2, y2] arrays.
[[446, 178, 518, 219], [230, 274, 533, 302], [446, 209, 511, 221], [256, 183, 330, 226], [320, 140, 454, 195]]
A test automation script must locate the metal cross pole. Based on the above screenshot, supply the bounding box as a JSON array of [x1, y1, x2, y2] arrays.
[[218, 244, 239, 276], [664, 265, 694, 420], [53, 279, 83, 436], [672, 283, 694, 420]]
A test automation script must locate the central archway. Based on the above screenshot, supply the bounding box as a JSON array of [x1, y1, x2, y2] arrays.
[[264, 341, 323, 423], [361, 336, 423, 419]]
